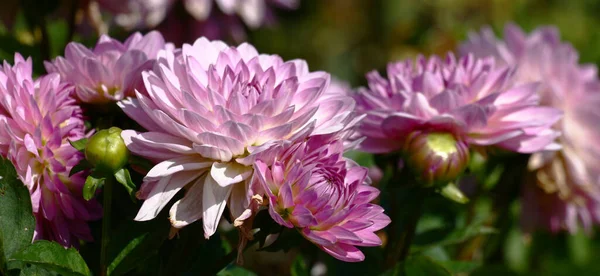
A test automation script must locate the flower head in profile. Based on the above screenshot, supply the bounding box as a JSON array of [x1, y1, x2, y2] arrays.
[[0, 54, 102, 246], [255, 137, 389, 262], [462, 24, 600, 233], [354, 53, 562, 184], [45, 31, 169, 103], [119, 37, 357, 238]]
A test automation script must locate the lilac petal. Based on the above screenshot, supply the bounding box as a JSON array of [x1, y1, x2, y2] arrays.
[[119, 99, 164, 131], [202, 174, 233, 238], [210, 162, 252, 187], [193, 144, 233, 162], [320, 243, 365, 262], [228, 180, 250, 222], [130, 131, 194, 154], [345, 230, 382, 246], [291, 205, 317, 227], [169, 177, 205, 229], [238, 0, 266, 28], [135, 170, 204, 221], [197, 132, 245, 157], [381, 113, 422, 138], [303, 228, 337, 246], [404, 93, 438, 118], [145, 156, 211, 180], [328, 226, 362, 243]]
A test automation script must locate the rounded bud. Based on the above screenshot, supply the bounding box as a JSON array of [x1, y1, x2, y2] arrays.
[[85, 127, 129, 173], [404, 131, 469, 186]]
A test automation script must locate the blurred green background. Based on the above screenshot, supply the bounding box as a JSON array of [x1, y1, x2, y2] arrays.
[[3, 0, 600, 275]]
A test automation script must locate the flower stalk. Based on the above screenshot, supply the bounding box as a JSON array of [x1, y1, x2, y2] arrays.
[[100, 176, 114, 276]]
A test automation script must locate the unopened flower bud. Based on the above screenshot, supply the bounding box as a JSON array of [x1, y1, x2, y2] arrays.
[[85, 127, 129, 173], [404, 131, 469, 186]]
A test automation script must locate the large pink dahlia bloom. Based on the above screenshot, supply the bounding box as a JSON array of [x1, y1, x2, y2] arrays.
[[119, 37, 357, 238], [45, 31, 169, 103], [0, 54, 102, 247], [255, 137, 390, 262], [354, 53, 562, 155], [461, 24, 600, 233]]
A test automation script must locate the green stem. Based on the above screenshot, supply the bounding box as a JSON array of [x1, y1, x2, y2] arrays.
[[384, 186, 427, 267], [100, 177, 114, 276]]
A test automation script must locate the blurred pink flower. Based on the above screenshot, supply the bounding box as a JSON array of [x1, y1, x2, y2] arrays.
[[0, 54, 102, 247], [354, 53, 562, 155], [255, 137, 389, 262], [97, 0, 299, 43], [45, 31, 170, 103], [119, 37, 357, 238], [462, 24, 600, 233]]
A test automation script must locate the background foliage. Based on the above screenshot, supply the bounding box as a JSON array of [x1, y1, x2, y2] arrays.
[[2, 0, 600, 275]]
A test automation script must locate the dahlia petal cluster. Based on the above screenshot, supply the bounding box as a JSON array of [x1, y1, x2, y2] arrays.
[[355, 53, 561, 155], [461, 24, 600, 233], [119, 37, 360, 241], [0, 54, 102, 247], [255, 137, 390, 262], [97, 0, 299, 42], [45, 31, 169, 103]]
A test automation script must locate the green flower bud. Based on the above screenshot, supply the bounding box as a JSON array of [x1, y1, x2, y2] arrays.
[[404, 131, 469, 187], [85, 127, 129, 173]]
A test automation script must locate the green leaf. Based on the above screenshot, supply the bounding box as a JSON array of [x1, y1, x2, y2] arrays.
[[471, 264, 518, 276], [114, 168, 136, 202], [438, 183, 469, 204], [107, 221, 168, 276], [8, 240, 90, 276], [217, 265, 257, 276], [290, 254, 309, 276], [83, 175, 104, 201], [382, 255, 451, 276], [12, 264, 55, 276], [68, 138, 88, 152], [438, 261, 482, 274], [0, 158, 35, 274], [414, 222, 496, 251]]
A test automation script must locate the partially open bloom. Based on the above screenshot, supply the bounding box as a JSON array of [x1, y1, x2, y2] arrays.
[[404, 131, 469, 186], [462, 24, 600, 233], [354, 53, 562, 183], [45, 31, 169, 103], [255, 138, 390, 262], [119, 37, 356, 238], [0, 54, 102, 247]]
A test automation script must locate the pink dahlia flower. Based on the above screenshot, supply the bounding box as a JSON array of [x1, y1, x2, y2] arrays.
[[255, 137, 390, 262], [354, 53, 562, 155], [0, 54, 102, 247], [119, 37, 357, 238], [45, 31, 170, 103], [461, 24, 600, 233]]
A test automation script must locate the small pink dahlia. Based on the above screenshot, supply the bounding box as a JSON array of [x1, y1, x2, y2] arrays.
[[45, 31, 170, 103], [255, 137, 390, 262], [355, 53, 561, 155], [119, 37, 357, 238], [461, 24, 600, 233], [0, 54, 102, 247]]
